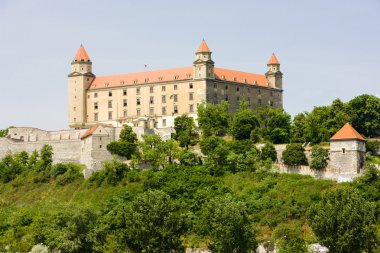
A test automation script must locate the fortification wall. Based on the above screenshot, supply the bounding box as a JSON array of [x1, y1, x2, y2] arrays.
[[0, 138, 82, 164]]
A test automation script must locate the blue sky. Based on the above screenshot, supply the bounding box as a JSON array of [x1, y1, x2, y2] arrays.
[[0, 0, 379, 130]]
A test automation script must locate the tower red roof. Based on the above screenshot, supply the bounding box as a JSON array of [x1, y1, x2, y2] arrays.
[[74, 44, 90, 61], [268, 53, 280, 65], [330, 123, 365, 141], [197, 39, 211, 53]]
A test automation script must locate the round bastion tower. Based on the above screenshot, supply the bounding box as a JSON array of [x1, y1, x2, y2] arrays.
[[68, 45, 95, 128]]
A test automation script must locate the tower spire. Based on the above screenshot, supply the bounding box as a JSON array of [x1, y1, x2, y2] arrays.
[[268, 53, 280, 65], [73, 44, 91, 62], [197, 39, 211, 53]]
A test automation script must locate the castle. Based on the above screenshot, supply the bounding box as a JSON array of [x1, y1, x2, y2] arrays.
[[0, 41, 367, 180], [68, 40, 283, 129]]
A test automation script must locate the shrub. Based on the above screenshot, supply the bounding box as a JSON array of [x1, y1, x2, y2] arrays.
[[310, 145, 329, 169], [282, 143, 308, 166], [366, 140, 380, 156], [261, 142, 277, 162]]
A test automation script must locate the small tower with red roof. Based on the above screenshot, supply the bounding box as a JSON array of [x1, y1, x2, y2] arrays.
[[329, 123, 366, 177], [193, 39, 215, 79], [265, 53, 283, 90], [68, 45, 95, 128]]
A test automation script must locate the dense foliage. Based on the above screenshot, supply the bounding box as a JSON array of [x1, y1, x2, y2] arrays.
[[282, 143, 308, 166], [107, 125, 138, 159], [310, 145, 329, 169], [308, 187, 378, 253]]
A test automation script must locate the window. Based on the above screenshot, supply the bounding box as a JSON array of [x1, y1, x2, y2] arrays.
[[189, 83, 193, 89], [150, 107, 154, 115], [225, 95, 229, 101], [237, 96, 240, 102], [137, 98, 141, 105], [258, 90, 261, 95], [270, 91, 273, 97], [74, 117, 76, 122], [100, 145, 102, 148], [214, 84, 217, 88], [237, 86, 240, 92], [150, 96, 154, 104], [87, 95, 90, 99], [189, 104, 194, 112], [123, 110, 127, 117], [174, 85, 178, 90], [163, 119, 166, 127], [189, 93, 194, 100], [108, 91, 112, 97], [162, 86, 166, 92], [123, 99, 127, 107], [108, 100, 112, 108], [108, 111, 112, 120], [123, 89, 127, 96], [150, 86, 154, 93], [73, 107, 76, 111], [94, 93, 98, 98], [162, 107, 167, 115], [174, 105, 178, 114], [94, 102, 98, 110], [137, 108, 141, 116], [136, 88, 140, 95], [342, 148, 346, 154], [173, 94, 178, 102], [94, 113, 98, 121], [162, 95, 166, 103], [145, 79, 149, 83], [258, 99, 262, 105], [225, 85, 228, 90]]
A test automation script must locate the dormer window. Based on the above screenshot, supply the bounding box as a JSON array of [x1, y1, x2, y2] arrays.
[[174, 75, 179, 80], [145, 78, 149, 83], [254, 80, 258, 85], [222, 75, 226, 80], [186, 74, 191, 78], [233, 77, 237, 81], [243, 79, 247, 83], [158, 77, 163, 81], [120, 80, 124, 85]]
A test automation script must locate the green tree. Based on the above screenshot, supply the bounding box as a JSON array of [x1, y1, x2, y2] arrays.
[[197, 101, 229, 137], [107, 125, 138, 159], [119, 190, 184, 252], [199, 136, 226, 156], [310, 145, 329, 169], [291, 113, 307, 143], [32, 206, 97, 253], [347, 94, 380, 137], [308, 188, 378, 253], [138, 134, 167, 170], [282, 143, 308, 166], [119, 124, 138, 143], [36, 144, 53, 172], [230, 108, 259, 140], [174, 114, 198, 149], [261, 142, 277, 162], [273, 224, 307, 253], [197, 195, 257, 253]]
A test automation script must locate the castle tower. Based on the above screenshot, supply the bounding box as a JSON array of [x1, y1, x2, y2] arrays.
[[193, 39, 215, 79], [329, 123, 366, 177], [68, 45, 95, 128], [265, 53, 283, 89]]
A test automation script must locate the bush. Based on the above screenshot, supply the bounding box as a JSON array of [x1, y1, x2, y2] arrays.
[[88, 158, 129, 186], [367, 140, 380, 156], [261, 142, 277, 162], [107, 141, 137, 159], [310, 145, 329, 169], [282, 143, 308, 166]]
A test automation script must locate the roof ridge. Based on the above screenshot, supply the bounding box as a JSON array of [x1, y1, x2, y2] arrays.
[[330, 123, 365, 141]]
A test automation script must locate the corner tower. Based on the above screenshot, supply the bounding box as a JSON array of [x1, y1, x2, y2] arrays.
[[329, 123, 366, 177], [68, 45, 95, 128], [193, 39, 215, 79], [265, 53, 283, 89]]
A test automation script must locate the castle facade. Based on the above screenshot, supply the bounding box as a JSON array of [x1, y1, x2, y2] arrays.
[[68, 40, 283, 129]]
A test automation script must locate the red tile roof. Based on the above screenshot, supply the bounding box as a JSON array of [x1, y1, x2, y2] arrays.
[[268, 53, 280, 65], [197, 39, 211, 53], [89, 67, 269, 90], [74, 44, 90, 61], [330, 123, 365, 141], [81, 125, 98, 139]]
